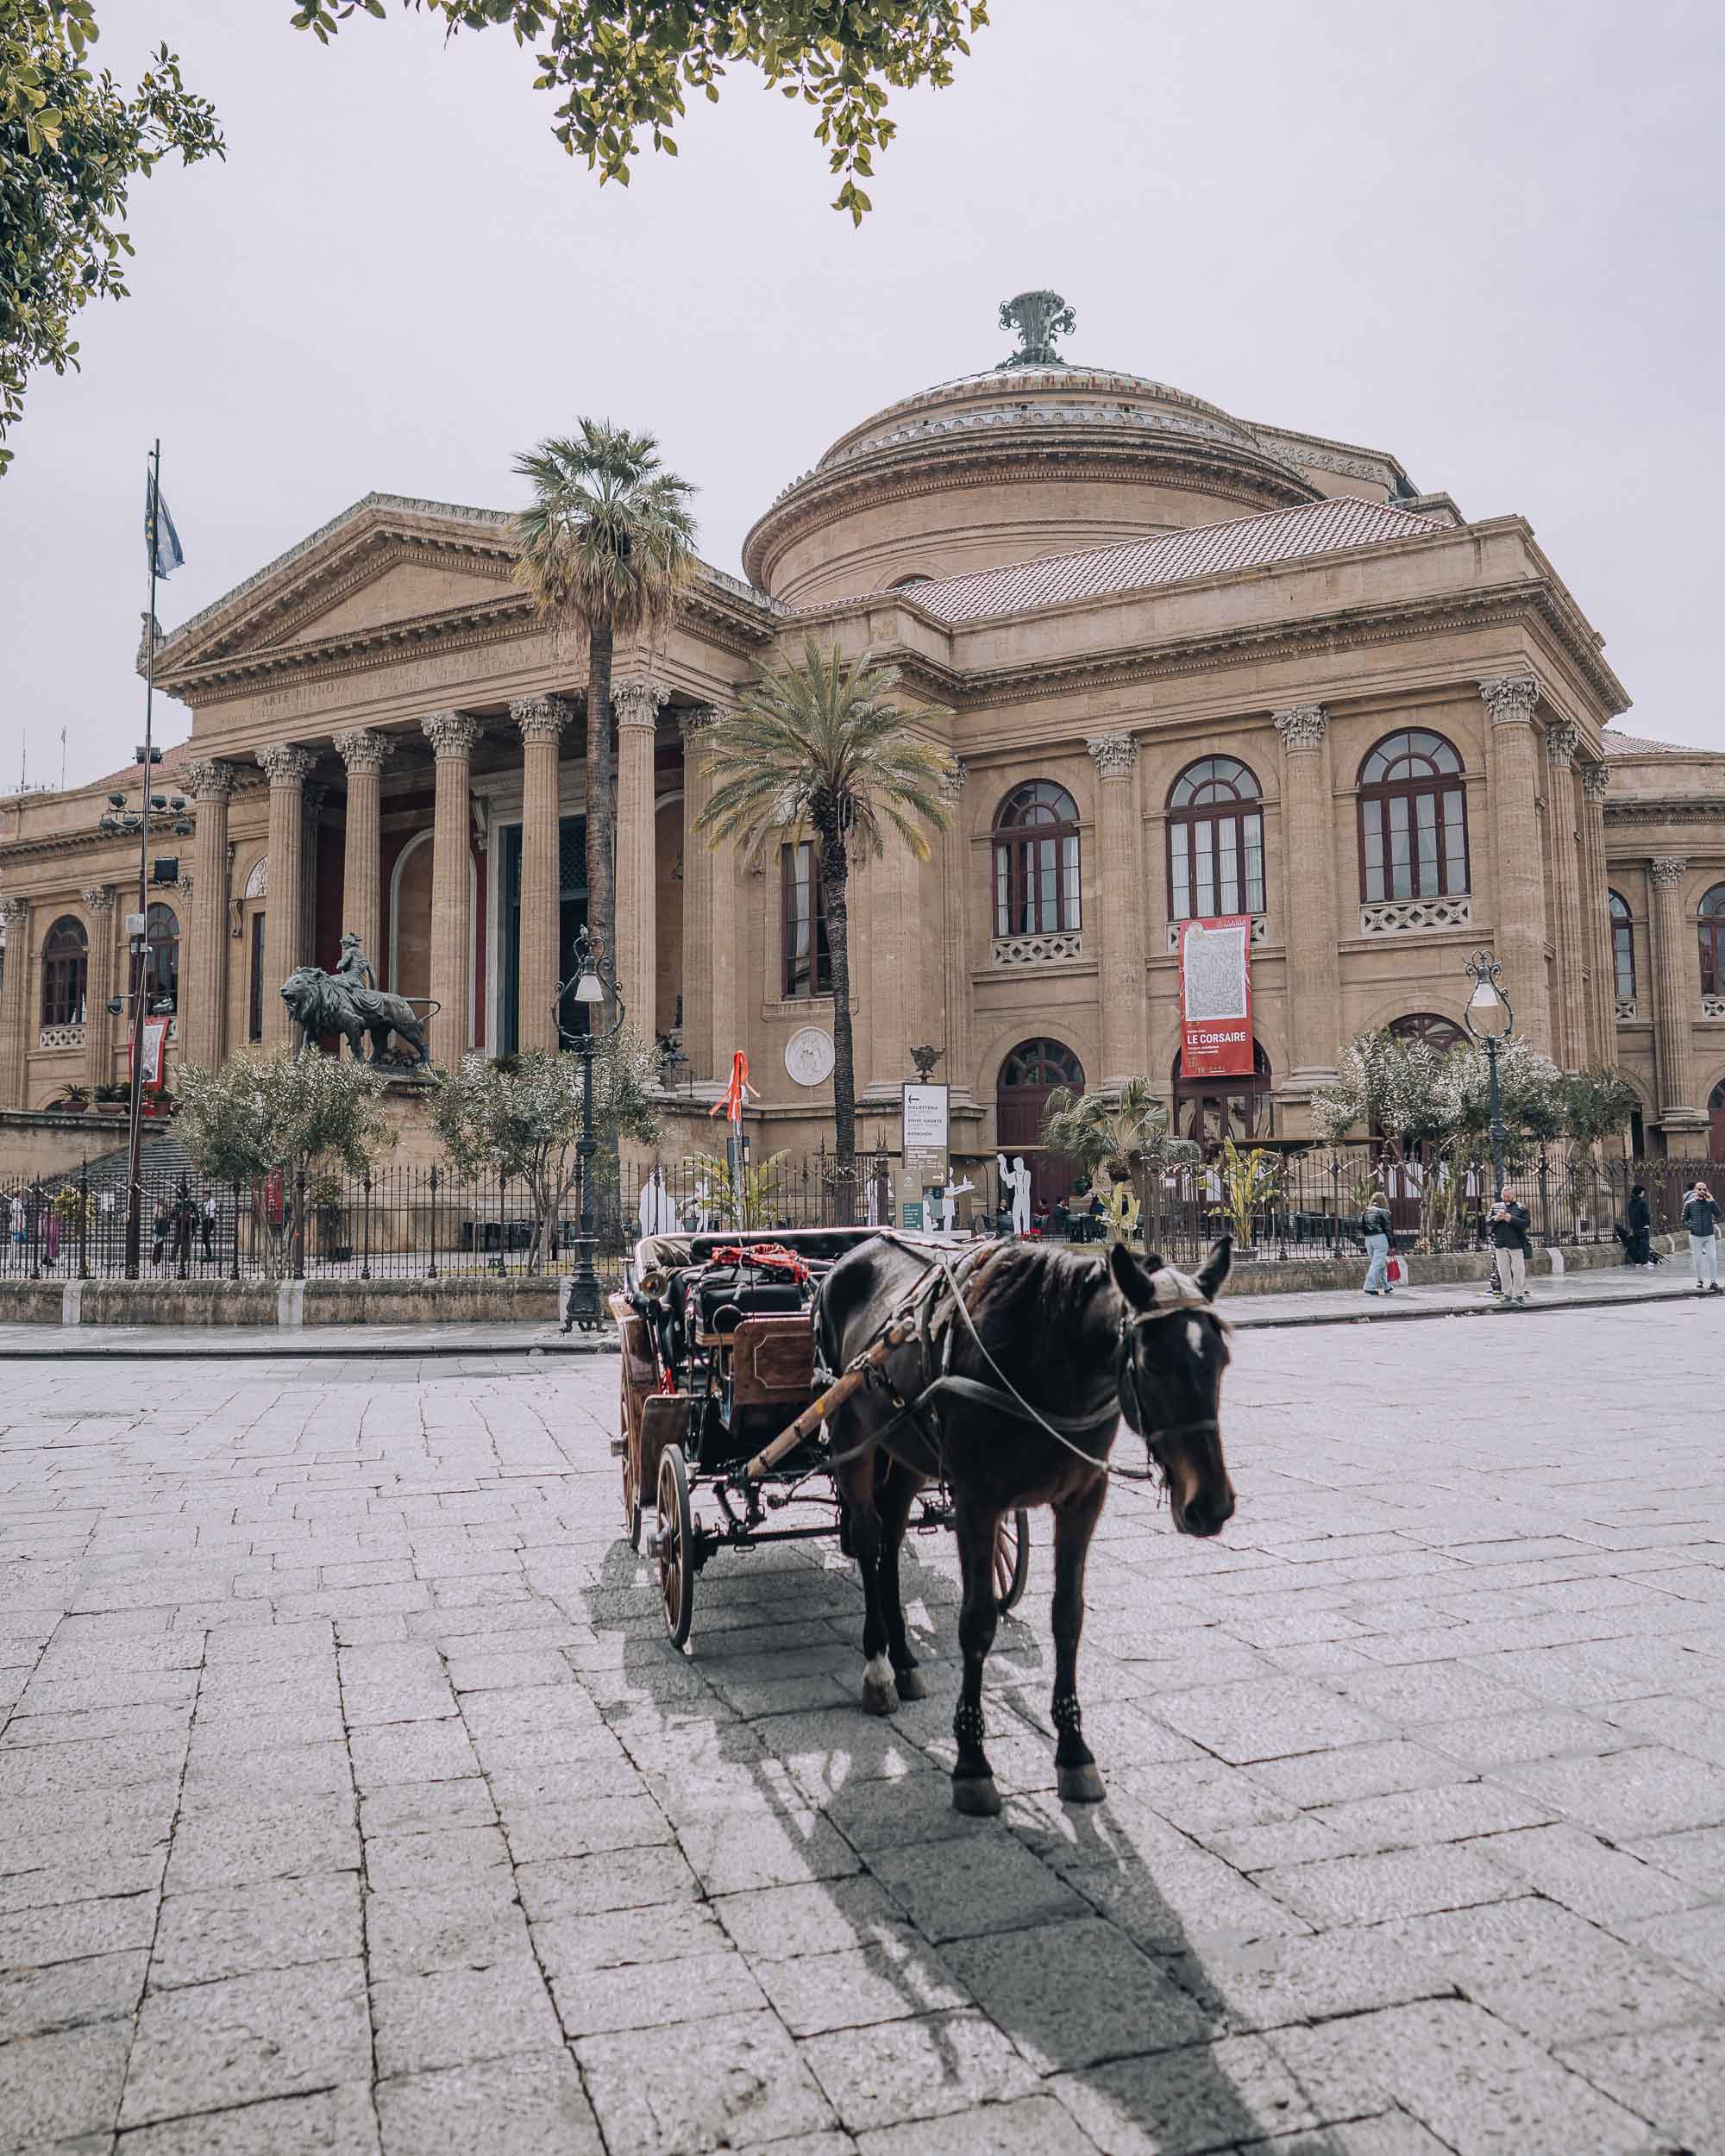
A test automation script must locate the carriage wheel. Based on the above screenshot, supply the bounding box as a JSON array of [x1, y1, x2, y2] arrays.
[[656, 1445, 695, 1650], [994, 1509, 1031, 1612], [619, 1386, 641, 1551]]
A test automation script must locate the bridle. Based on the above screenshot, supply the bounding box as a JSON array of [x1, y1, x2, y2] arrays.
[[1113, 1276, 1230, 1461]]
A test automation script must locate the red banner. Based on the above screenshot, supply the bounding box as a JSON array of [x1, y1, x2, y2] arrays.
[[1179, 917, 1254, 1079], [129, 1013, 172, 1093]]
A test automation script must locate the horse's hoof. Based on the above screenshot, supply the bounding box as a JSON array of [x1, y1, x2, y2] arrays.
[[951, 1775, 1002, 1817], [894, 1667, 927, 1702], [862, 1678, 898, 1718], [1057, 1762, 1107, 1805]]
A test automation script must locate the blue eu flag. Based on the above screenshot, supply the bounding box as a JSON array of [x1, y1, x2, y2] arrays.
[[145, 471, 185, 579]]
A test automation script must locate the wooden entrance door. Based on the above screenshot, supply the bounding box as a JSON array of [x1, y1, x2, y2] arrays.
[[996, 1039, 1085, 1219]]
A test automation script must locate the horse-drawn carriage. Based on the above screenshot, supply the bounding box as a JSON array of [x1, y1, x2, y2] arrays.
[[609, 1226, 1030, 1648]]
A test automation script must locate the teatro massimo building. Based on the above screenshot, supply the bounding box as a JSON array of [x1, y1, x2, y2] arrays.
[[5, 296, 1725, 1196]]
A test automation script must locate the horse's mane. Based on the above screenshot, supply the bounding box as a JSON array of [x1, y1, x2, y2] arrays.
[[969, 1241, 1114, 1361]]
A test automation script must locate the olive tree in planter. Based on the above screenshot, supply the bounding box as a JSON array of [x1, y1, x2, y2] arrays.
[[427, 1037, 661, 1275], [174, 1049, 396, 1279], [1038, 1079, 1200, 1244]]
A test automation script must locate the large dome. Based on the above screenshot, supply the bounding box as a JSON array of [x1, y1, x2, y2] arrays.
[[743, 297, 1338, 605]]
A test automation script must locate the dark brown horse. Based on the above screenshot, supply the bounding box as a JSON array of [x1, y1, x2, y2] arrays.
[[818, 1233, 1235, 1814]]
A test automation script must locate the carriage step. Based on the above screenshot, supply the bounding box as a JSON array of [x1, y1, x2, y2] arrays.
[[609, 1439, 628, 1457]]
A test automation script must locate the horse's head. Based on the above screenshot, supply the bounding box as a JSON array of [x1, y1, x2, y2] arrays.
[[1110, 1237, 1236, 1538]]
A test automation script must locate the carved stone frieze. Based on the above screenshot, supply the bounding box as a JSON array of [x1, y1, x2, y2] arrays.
[[332, 728, 397, 774], [1272, 703, 1327, 752], [1085, 733, 1138, 779], [1479, 674, 1540, 726], [510, 695, 573, 745], [256, 743, 316, 787], [422, 711, 481, 758]]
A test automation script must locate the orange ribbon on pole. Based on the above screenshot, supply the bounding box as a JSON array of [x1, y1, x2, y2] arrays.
[[708, 1050, 756, 1126]]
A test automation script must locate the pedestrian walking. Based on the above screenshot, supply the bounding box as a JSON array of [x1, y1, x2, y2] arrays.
[[200, 1194, 217, 1263], [1360, 1188, 1395, 1297], [150, 1199, 171, 1268], [1489, 1188, 1533, 1306], [1682, 1180, 1722, 1295], [170, 1185, 197, 1270], [1614, 1183, 1656, 1268]]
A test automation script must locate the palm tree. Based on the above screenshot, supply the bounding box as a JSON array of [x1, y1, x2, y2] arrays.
[[697, 640, 954, 1176], [513, 421, 698, 988], [1039, 1078, 1199, 1188]]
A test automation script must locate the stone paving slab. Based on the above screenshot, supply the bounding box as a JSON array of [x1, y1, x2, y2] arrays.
[[3, 1299, 1723, 2152]]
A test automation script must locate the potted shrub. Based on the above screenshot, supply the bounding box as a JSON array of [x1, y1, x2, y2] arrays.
[[47, 1084, 91, 1115], [1216, 1137, 1280, 1262], [93, 1082, 130, 1116]]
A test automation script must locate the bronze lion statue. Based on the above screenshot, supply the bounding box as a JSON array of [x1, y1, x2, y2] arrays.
[[280, 965, 432, 1069]]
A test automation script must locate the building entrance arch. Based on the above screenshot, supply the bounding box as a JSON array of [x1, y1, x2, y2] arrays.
[[1172, 1042, 1271, 1149], [995, 1038, 1085, 1216]]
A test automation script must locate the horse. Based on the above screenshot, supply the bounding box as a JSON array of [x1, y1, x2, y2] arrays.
[[816, 1233, 1235, 1815]]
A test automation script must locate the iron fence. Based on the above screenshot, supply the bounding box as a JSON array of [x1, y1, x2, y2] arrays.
[[3, 1145, 1716, 1285]]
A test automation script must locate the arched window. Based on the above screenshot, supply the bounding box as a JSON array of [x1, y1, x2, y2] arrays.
[[1388, 1012, 1466, 1053], [1609, 890, 1635, 1007], [1358, 730, 1468, 903], [145, 903, 179, 1013], [1172, 1041, 1272, 1147], [996, 1039, 1086, 1211], [1168, 756, 1264, 922], [1701, 885, 1725, 1001], [889, 573, 935, 591], [993, 781, 1081, 938], [41, 915, 88, 1028]]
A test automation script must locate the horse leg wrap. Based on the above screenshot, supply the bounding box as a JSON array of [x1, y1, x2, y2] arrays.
[[952, 1698, 986, 1752], [1051, 1693, 1083, 1736]]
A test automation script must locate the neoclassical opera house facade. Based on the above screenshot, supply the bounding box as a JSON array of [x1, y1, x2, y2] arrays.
[[5, 297, 1725, 1192]]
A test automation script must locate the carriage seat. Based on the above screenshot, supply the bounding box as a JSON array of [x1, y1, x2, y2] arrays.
[[696, 1272, 806, 1336]]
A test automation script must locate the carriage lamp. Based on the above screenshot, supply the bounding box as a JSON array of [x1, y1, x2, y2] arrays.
[[555, 925, 625, 1335], [1462, 950, 1515, 1191]]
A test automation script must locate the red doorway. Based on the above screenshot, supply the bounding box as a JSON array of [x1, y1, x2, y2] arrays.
[[996, 1038, 1086, 1217]]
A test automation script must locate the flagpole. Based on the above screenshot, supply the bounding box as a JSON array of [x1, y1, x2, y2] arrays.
[[122, 438, 161, 1279]]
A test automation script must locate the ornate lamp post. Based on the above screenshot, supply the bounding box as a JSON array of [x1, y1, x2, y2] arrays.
[[555, 925, 623, 1333], [1462, 950, 1516, 1192]]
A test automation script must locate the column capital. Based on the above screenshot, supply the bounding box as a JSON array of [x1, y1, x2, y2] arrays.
[[943, 757, 968, 799], [256, 743, 316, 787], [176, 873, 195, 900], [510, 695, 574, 745], [0, 894, 28, 927], [1272, 704, 1328, 751], [1649, 855, 1688, 891], [332, 728, 396, 774], [422, 711, 480, 759], [80, 887, 116, 913], [678, 704, 720, 742], [189, 757, 238, 801], [1545, 718, 1582, 768], [614, 678, 669, 731], [1086, 733, 1138, 779], [1580, 760, 1610, 804], [1479, 674, 1540, 725]]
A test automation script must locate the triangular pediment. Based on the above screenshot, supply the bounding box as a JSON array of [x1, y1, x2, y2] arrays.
[[150, 493, 525, 686]]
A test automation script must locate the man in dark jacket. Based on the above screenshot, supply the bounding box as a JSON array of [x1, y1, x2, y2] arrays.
[[1683, 1181, 1722, 1294], [1489, 1188, 1533, 1306], [1615, 1184, 1655, 1268]]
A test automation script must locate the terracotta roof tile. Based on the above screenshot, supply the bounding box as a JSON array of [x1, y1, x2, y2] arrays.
[[866, 495, 1441, 625], [1602, 730, 1709, 759]]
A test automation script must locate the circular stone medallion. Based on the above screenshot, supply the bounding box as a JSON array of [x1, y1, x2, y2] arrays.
[[785, 1025, 836, 1087]]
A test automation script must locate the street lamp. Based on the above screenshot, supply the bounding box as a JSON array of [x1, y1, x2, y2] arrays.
[[554, 926, 624, 1332], [1462, 950, 1515, 1192]]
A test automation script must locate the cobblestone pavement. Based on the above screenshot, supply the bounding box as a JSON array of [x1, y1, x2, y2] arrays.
[[3, 1299, 1723, 2154]]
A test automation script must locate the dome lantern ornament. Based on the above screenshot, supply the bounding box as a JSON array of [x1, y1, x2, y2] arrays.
[[997, 290, 1076, 371]]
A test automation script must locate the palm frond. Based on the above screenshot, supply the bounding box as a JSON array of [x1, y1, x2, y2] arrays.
[[512, 419, 699, 636]]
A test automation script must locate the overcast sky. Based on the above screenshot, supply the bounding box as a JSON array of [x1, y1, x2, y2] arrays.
[[3, 0, 1721, 792]]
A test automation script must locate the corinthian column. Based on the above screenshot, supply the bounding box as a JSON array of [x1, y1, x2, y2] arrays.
[[1480, 675, 1551, 1055], [680, 707, 734, 1080], [81, 888, 116, 1090], [0, 896, 28, 1107], [1647, 856, 1702, 1130], [511, 696, 570, 1054], [256, 744, 315, 1049], [422, 711, 480, 1064], [1579, 761, 1614, 1062], [1273, 703, 1340, 1089], [614, 678, 668, 1038], [1543, 720, 1587, 1069], [1087, 734, 1149, 1086], [939, 761, 973, 1100], [186, 758, 236, 1071], [333, 730, 393, 989]]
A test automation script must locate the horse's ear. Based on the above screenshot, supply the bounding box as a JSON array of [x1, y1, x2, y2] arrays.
[[1196, 1233, 1233, 1303], [1109, 1242, 1155, 1311]]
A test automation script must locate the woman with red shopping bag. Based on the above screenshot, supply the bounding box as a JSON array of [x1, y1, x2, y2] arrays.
[[1361, 1189, 1396, 1297]]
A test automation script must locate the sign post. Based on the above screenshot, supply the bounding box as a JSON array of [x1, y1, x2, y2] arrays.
[[900, 1081, 950, 1230]]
